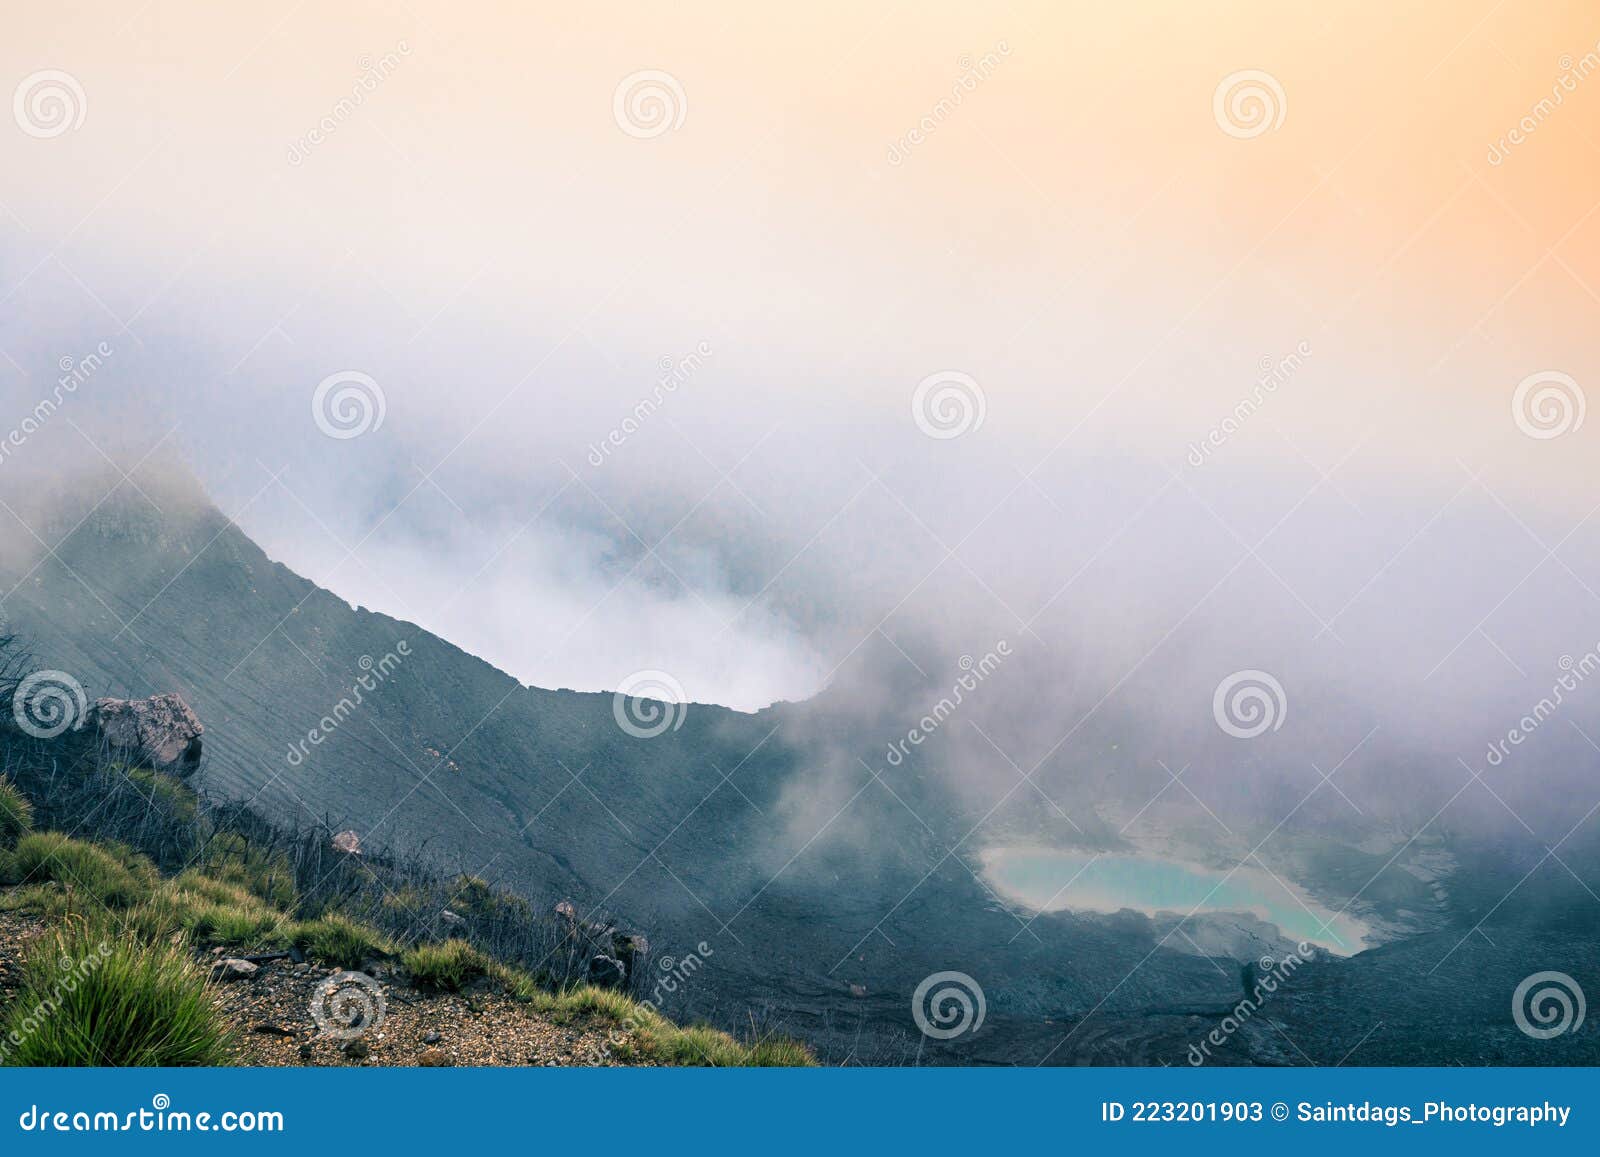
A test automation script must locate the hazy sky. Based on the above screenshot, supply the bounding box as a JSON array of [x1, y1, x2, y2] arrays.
[[3, 0, 1598, 849]]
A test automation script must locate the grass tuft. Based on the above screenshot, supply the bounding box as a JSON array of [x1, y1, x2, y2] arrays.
[[10, 833, 157, 908], [498, 977, 813, 1066], [0, 736, 816, 1068], [0, 915, 231, 1066], [194, 833, 296, 909], [0, 777, 33, 847], [290, 914, 394, 968], [123, 767, 199, 826], [404, 939, 488, 992]]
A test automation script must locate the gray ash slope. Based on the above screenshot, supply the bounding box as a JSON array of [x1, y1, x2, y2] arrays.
[[4, 473, 1595, 1065]]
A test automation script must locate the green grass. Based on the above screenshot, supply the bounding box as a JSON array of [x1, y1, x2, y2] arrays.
[[0, 867, 289, 953], [10, 833, 157, 908], [0, 882, 70, 916], [194, 833, 296, 909], [0, 782, 813, 1068], [618, 1022, 815, 1067], [0, 915, 231, 1066], [116, 890, 188, 944], [173, 877, 289, 948], [443, 873, 534, 923], [123, 766, 199, 825], [0, 777, 32, 847], [290, 914, 395, 968], [497, 974, 814, 1066], [170, 870, 262, 909], [404, 939, 489, 991]]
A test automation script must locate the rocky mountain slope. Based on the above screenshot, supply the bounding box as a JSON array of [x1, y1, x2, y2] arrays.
[[3, 471, 1595, 1064]]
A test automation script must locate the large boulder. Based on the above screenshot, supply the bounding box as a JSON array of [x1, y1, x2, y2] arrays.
[[90, 693, 203, 775]]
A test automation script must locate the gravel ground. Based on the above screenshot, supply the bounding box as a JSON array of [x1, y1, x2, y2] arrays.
[[0, 910, 44, 999], [215, 956, 634, 1067], [0, 910, 634, 1067]]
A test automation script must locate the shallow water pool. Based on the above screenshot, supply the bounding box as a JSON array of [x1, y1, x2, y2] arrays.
[[981, 846, 1369, 953]]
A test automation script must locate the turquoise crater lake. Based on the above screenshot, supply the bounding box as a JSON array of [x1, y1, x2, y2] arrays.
[[981, 847, 1370, 954]]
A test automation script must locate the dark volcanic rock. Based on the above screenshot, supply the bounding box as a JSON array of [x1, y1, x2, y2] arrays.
[[588, 954, 627, 988]]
